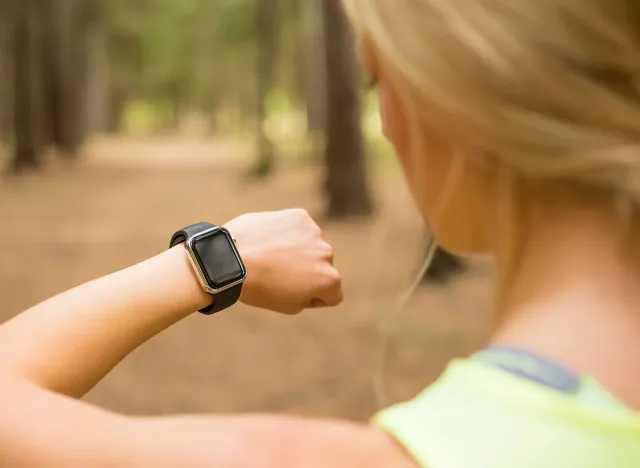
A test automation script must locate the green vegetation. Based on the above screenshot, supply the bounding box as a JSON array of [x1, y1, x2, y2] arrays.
[[107, 0, 273, 135]]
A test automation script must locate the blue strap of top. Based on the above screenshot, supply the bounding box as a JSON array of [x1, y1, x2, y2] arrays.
[[473, 346, 582, 394]]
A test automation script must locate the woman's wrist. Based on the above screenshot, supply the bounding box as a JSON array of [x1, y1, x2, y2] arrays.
[[161, 246, 214, 313], [165, 234, 255, 313]]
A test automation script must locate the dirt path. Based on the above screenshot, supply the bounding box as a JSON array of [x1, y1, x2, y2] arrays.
[[0, 138, 493, 421]]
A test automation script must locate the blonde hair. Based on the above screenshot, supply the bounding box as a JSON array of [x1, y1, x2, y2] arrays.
[[343, 0, 640, 184], [342, 0, 640, 306]]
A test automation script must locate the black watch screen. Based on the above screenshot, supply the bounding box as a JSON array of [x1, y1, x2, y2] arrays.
[[191, 229, 245, 290]]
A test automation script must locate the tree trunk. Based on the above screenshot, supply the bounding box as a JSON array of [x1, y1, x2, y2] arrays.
[[84, 10, 109, 134], [11, 0, 46, 173], [322, 0, 373, 219], [288, 0, 305, 106], [250, 0, 279, 178], [303, 0, 326, 135], [106, 86, 125, 134], [41, 0, 75, 154], [40, 0, 95, 159], [0, 8, 13, 142], [68, 0, 98, 152]]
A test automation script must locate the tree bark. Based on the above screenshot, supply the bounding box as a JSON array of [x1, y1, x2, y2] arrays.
[[40, 0, 95, 158], [250, 0, 279, 178], [303, 0, 326, 134], [69, 0, 100, 151], [84, 8, 109, 135], [11, 0, 46, 173], [106, 86, 125, 134], [41, 0, 75, 154], [0, 8, 13, 142], [322, 0, 373, 219]]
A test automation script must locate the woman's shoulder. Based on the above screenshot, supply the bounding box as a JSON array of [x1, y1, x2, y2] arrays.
[[373, 348, 640, 468]]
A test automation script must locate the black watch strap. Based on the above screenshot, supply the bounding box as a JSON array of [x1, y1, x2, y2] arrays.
[[170, 222, 243, 315]]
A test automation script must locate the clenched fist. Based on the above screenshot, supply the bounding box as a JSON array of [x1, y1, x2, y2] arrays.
[[225, 209, 343, 314]]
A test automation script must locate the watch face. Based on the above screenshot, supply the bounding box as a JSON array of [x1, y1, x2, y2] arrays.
[[191, 229, 245, 290]]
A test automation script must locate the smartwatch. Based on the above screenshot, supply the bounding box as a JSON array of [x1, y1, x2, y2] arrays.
[[170, 222, 247, 315]]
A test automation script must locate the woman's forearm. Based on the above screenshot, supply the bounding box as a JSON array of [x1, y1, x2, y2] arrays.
[[0, 210, 343, 399], [0, 246, 209, 398]]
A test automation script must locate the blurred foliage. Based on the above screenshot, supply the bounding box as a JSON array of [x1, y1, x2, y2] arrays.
[[106, 0, 263, 131], [212, 0, 256, 45], [101, 0, 383, 140]]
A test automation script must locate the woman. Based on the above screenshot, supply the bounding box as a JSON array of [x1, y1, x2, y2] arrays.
[[342, 0, 640, 465], [3, 0, 640, 466]]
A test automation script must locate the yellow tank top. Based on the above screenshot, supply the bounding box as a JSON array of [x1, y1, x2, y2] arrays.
[[374, 348, 640, 467]]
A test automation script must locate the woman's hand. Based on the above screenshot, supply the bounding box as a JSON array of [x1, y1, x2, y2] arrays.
[[225, 209, 343, 314]]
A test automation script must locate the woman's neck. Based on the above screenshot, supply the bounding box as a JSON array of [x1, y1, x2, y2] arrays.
[[491, 197, 640, 410]]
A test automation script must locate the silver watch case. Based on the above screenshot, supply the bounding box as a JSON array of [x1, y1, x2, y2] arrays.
[[184, 226, 247, 295]]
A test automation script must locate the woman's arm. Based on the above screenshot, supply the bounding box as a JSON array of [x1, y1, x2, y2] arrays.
[[0, 209, 415, 467], [0, 209, 342, 398], [0, 373, 416, 468]]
